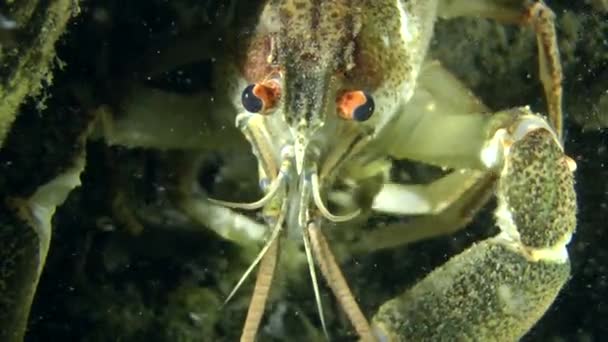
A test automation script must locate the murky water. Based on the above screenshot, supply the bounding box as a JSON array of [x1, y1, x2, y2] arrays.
[[1, 1, 606, 341]]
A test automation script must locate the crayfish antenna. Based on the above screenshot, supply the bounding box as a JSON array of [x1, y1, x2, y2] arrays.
[[309, 222, 376, 341], [302, 221, 330, 340], [223, 201, 286, 307], [311, 170, 360, 222], [208, 173, 285, 210]]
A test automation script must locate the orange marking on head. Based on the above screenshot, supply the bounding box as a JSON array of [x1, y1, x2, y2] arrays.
[[253, 79, 281, 113], [337, 90, 367, 120]]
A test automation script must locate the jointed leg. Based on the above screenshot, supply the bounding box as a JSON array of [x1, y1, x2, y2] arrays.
[[173, 154, 267, 250], [361, 61, 507, 252], [438, 0, 564, 138], [367, 1, 567, 258], [96, 86, 246, 151], [353, 170, 495, 253]]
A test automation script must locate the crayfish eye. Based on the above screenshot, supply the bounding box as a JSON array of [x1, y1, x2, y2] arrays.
[[241, 84, 263, 113], [241, 80, 281, 114], [337, 90, 375, 122]]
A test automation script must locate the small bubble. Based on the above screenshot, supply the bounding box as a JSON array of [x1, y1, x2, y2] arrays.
[[96, 216, 116, 232], [0, 13, 17, 29]]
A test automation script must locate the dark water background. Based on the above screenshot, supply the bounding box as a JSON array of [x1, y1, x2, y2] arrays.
[[1, 0, 606, 341]]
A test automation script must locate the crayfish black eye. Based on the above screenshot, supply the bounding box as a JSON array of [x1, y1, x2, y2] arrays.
[[241, 84, 264, 113], [337, 90, 375, 122], [241, 80, 281, 114], [353, 91, 375, 121]]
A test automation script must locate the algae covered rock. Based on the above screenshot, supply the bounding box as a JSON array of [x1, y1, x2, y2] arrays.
[[0, 3, 84, 339], [0, 0, 78, 147]]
